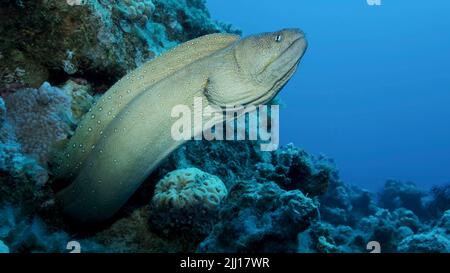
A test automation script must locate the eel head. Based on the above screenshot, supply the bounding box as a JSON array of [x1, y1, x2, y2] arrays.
[[206, 28, 307, 107]]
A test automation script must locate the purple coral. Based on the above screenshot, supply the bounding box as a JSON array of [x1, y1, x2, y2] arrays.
[[3, 82, 73, 164]]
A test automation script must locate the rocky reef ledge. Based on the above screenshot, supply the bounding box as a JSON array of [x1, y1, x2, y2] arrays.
[[0, 1, 448, 253], [0, 0, 239, 90]]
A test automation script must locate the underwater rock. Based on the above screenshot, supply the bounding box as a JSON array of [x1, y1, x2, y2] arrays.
[[299, 222, 350, 253], [158, 141, 336, 197], [115, 0, 155, 26], [149, 168, 227, 237], [160, 141, 261, 189], [304, 207, 420, 253], [437, 210, 450, 232], [0, 205, 104, 253], [0, 206, 69, 253], [379, 180, 428, 218], [356, 209, 413, 252], [0, 0, 240, 89], [255, 143, 335, 196], [398, 229, 450, 253], [198, 180, 318, 253], [3, 82, 73, 165], [319, 178, 378, 227], [427, 184, 450, 219], [313, 179, 450, 253], [94, 207, 199, 253], [152, 0, 238, 41]]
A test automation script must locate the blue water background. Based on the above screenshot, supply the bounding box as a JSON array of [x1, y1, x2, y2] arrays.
[[207, 0, 450, 191]]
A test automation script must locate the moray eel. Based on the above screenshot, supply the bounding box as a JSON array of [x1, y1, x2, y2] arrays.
[[52, 28, 308, 223]]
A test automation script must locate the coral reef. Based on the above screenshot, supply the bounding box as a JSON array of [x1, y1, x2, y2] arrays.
[[3, 82, 74, 164], [428, 184, 450, 219], [396, 210, 450, 253], [0, 96, 49, 210], [397, 229, 450, 253], [255, 144, 335, 196], [0, 206, 104, 253], [319, 178, 378, 227], [0, 0, 447, 254], [198, 180, 318, 253], [115, 0, 155, 27], [302, 179, 450, 253], [93, 207, 199, 252], [157, 141, 335, 197], [0, 0, 240, 89], [149, 168, 227, 237], [379, 179, 428, 218]]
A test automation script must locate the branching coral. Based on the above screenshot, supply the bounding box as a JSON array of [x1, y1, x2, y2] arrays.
[[149, 168, 228, 236]]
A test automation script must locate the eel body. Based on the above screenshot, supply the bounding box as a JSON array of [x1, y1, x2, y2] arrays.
[[53, 29, 308, 223]]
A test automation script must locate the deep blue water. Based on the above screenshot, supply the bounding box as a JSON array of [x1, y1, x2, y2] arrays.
[[207, 0, 450, 191]]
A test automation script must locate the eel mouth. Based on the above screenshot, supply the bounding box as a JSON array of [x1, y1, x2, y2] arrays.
[[281, 35, 308, 64], [250, 40, 306, 106], [281, 35, 307, 59]]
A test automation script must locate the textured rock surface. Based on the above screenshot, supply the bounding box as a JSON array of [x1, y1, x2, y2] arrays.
[[302, 179, 450, 253], [0, 0, 240, 89], [155, 141, 334, 197], [0, 206, 104, 253], [0, 96, 50, 209], [93, 207, 199, 252], [379, 179, 428, 218], [198, 180, 318, 253], [398, 230, 450, 253]]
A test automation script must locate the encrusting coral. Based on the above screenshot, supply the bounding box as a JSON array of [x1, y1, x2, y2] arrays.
[[149, 168, 228, 236]]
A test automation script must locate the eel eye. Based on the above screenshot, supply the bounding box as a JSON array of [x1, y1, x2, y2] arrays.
[[275, 35, 282, 43]]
